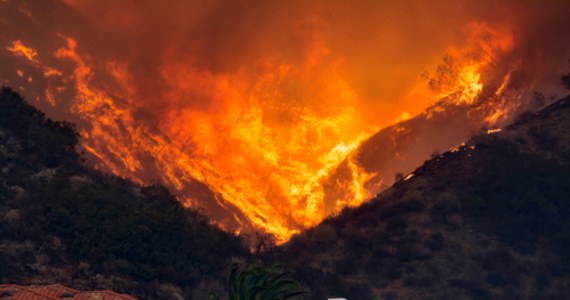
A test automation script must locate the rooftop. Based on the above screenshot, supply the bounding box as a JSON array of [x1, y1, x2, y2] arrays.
[[0, 285, 136, 300]]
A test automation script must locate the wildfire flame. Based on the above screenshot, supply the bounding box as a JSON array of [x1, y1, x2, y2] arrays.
[[8, 34, 374, 241], [7, 40, 38, 64], [4, 0, 567, 243], [5, 25, 514, 242]]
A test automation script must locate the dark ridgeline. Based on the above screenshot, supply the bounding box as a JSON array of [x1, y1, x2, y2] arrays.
[[273, 94, 570, 299], [3, 83, 570, 299], [0, 87, 248, 299]]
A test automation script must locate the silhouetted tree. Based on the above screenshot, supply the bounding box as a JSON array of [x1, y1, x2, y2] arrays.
[[562, 74, 570, 90], [563, 59, 570, 90], [253, 232, 277, 254], [394, 172, 404, 182]]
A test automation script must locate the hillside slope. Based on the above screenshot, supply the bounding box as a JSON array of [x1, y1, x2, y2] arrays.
[[275, 95, 570, 299], [0, 87, 248, 299], [0, 0, 255, 235]]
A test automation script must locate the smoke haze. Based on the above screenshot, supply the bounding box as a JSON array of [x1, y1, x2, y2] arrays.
[[1, 0, 569, 240]]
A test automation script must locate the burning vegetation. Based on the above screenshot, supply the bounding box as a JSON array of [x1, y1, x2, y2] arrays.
[[1, 0, 570, 242]]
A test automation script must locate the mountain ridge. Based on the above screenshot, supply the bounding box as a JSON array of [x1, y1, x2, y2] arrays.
[[3, 84, 570, 299], [0, 87, 248, 299], [272, 94, 570, 299]]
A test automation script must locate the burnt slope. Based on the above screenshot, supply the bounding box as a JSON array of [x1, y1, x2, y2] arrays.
[[0, 87, 248, 299], [275, 95, 570, 299]]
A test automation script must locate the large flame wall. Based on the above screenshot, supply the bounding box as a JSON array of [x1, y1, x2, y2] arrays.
[[1, 0, 570, 242]]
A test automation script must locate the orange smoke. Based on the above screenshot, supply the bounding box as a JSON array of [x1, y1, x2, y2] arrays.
[[2, 0, 570, 242], [12, 24, 504, 242], [43, 32, 374, 239]]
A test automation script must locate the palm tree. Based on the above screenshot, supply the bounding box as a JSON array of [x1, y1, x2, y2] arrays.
[[210, 262, 308, 300]]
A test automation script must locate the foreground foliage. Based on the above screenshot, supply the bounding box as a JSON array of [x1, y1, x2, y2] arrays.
[[210, 262, 307, 300]]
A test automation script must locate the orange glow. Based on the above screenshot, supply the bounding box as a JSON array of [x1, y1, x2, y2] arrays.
[[6, 0, 557, 243], [394, 112, 411, 123], [7, 40, 39, 64], [487, 128, 502, 134], [424, 23, 514, 107], [5, 22, 517, 242], [41, 35, 375, 241]]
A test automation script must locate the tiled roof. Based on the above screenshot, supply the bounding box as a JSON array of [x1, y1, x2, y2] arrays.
[[0, 285, 135, 300], [71, 291, 136, 300], [27, 285, 78, 299], [0, 285, 55, 300]]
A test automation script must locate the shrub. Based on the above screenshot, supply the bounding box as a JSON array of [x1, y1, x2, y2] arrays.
[[333, 257, 357, 275], [562, 73, 570, 90], [386, 216, 407, 232], [426, 232, 444, 251], [312, 224, 337, 244], [403, 274, 432, 287]]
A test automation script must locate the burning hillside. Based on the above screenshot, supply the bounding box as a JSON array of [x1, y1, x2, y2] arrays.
[[1, 0, 569, 242]]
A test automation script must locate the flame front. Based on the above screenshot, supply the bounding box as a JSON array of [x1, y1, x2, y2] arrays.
[[7, 40, 38, 64], [11, 33, 376, 241], [3, 0, 566, 243], [5, 26, 513, 242]]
